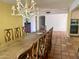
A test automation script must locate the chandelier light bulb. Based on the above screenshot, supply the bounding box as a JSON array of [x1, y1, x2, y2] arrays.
[[32, 0, 34, 3]]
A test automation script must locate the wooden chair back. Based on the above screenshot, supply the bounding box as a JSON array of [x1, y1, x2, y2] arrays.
[[18, 47, 32, 59], [4, 28, 14, 42], [14, 27, 21, 39]]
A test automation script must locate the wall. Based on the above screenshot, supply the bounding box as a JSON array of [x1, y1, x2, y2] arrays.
[[30, 16, 36, 32], [67, 8, 79, 35], [71, 9, 79, 19], [0, 2, 22, 48], [30, 13, 67, 32], [67, 11, 72, 35], [45, 14, 67, 31]]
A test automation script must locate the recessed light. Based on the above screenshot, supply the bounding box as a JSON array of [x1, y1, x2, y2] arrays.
[[46, 11, 51, 14]]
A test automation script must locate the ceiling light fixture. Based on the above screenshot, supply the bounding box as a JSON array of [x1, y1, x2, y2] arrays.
[[11, 0, 37, 19]]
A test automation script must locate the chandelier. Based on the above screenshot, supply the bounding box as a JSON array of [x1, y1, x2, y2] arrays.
[[11, 0, 37, 19]]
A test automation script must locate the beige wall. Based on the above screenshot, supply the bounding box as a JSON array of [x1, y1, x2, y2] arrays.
[[0, 2, 22, 48], [67, 11, 72, 34], [71, 9, 79, 19], [67, 8, 79, 35]]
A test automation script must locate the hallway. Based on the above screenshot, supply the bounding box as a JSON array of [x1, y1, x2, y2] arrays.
[[48, 32, 77, 59]]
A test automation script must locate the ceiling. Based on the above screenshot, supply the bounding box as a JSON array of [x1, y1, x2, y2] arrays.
[[0, 0, 74, 13], [38, 0, 74, 9], [0, 0, 16, 4]]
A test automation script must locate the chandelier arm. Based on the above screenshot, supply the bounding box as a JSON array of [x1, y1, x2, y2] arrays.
[[11, 0, 38, 17]]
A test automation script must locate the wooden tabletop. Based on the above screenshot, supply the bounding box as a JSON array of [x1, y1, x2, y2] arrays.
[[0, 33, 42, 59]]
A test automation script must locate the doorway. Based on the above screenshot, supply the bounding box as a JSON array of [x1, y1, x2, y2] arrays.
[[39, 16, 45, 30]]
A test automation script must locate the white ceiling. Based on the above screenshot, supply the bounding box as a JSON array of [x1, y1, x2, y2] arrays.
[[0, 0, 16, 4], [36, 0, 74, 9], [0, 0, 74, 13]]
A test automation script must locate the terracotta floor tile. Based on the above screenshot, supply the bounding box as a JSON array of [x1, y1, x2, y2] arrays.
[[48, 32, 78, 59], [61, 55, 70, 59], [62, 52, 69, 56], [53, 55, 61, 59]]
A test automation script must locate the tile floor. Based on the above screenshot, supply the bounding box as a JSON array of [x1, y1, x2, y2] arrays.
[[48, 32, 78, 59]]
